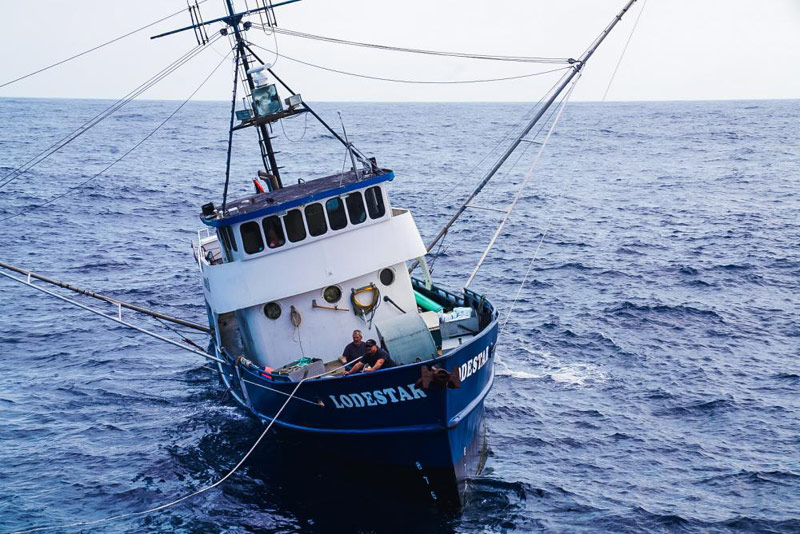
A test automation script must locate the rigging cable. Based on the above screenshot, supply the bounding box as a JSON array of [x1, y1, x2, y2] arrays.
[[0, 1, 209, 89], [256, 24, 573, 65], [12, 380, 305, 534], [249, 42, 571, 85], [0, 34, 223, 190], [602, 0, 649, 101], [498, 74, 583, 334], [10, 357, 358, 534], [437, 68, 572, 207], [0, 47, 233, 224]]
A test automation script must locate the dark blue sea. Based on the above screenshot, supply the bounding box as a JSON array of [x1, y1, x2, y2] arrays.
[[0, 98, 798, 533]]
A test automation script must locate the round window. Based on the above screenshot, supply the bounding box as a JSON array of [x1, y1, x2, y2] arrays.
[[323, 285, 342, 303], [263, 302, 282, 320], [379, 268, 395, 286]]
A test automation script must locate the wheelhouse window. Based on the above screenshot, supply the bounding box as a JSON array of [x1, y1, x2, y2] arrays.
[[240, 222, 264, 254], [217, 227, 232, 260], [326, 197, 348, 231], [305, 203, 327, 237], [365, 186, 385, 219], [284, 209, 306, 243], [345, 191, 367, 225], [262, 216, 285, 249], [223, 226, 237, 251]]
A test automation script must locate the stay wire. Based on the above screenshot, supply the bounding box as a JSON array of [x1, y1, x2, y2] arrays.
[[602, 0, 649, 101], [259, 25, 573, 65], [499, 73, 583, 335], [249, 42, 571, 85], [0, 35, 222, 189], [0, 46, 233, 224], [0, 1, 209, 89], [438, 71, 569, 228]]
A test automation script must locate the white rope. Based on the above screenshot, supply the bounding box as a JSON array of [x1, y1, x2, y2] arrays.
[[467, 72, 581, 289], [499, 73, 583, 335], [602, 0, 649, 102], [12, 358, 355, 534]]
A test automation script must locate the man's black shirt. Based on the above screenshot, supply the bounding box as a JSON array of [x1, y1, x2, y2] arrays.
[[364, 347, 395, 369], [342, 341, 366, 363]]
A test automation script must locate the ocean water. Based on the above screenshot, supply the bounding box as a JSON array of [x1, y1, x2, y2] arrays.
[[0, 97, 798, 533]]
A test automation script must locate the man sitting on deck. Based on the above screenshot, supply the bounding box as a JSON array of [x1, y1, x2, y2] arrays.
[[344, 339, 396, 375], [339, 329, 366, 370]]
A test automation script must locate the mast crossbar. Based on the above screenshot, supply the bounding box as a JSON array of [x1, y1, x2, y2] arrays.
[[150, 0, 301, 40]]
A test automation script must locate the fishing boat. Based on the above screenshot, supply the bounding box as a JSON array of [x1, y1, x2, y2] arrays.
[[0, 0, 641, 513]]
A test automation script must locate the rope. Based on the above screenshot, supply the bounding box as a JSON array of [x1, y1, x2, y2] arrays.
[[467, 72, 581, 288], [602, 0, 649, 102], [0, 1, 209, 89], [0, 34, 223, 190], [249, 42, 571, 85], [499, 74, 583, 335], [279, 111, 309, 142], [12, 358, 356, 534], [0, 45, 232, 223], [260, 25, 573, 65]]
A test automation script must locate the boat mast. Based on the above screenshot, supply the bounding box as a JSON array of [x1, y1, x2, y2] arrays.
[[224, 0, 283, 189], [418, 0, 639, 262]]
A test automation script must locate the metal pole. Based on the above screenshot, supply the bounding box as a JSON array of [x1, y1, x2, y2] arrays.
[[0, 269, 221, 363], [222, 48, 240, 211], [418, 0, 638, 260], [224, 0, 283, 188]]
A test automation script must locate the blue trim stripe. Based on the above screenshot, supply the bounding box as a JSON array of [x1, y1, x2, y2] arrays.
[[201, 171, 395, 228]]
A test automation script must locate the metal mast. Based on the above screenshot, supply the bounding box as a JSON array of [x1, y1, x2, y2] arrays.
[[418, 0, 639, 262], [224, 0, 283, 189]]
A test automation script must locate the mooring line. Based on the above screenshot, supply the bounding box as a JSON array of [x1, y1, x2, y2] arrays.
[[11, 380, 305, 534], [12, 360, 354, 533]]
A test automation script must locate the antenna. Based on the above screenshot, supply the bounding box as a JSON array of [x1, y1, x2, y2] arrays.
[[337, 111, 360, 180], [187, 1, 209, 46], [152, 0, 302, 190]]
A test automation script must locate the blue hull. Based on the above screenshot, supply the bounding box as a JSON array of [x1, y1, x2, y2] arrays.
[[216, 315, 498, 505]]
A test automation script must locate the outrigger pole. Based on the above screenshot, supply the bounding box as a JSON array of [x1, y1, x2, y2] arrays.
[[0, 260, 211, 334], [415, 0, 639, 267]]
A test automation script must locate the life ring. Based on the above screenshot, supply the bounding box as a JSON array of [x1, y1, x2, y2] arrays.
[[351, 283, 380, 316]]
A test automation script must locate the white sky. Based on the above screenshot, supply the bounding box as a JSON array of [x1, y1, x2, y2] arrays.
[[1, 0, 799, 102]]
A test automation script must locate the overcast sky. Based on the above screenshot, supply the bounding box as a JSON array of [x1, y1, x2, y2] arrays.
[[1, 0, 799, 102]]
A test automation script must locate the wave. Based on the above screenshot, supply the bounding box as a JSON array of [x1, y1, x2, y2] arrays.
[[656, 396, 736, 417], [605, 301, 725, 322]]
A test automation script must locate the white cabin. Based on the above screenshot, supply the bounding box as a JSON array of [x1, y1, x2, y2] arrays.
[[194, 170, 434, 370]]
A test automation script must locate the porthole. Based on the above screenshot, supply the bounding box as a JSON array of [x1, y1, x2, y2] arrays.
[[379, 268, 395, 286], [263, 302, 282, 320], [323, 285, 342, 303]]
